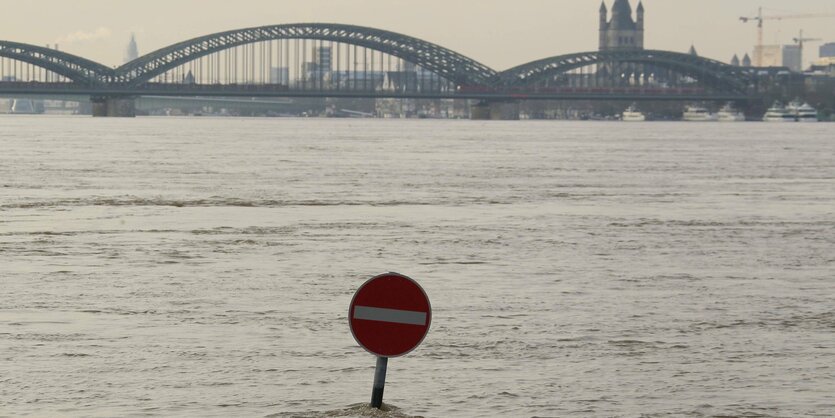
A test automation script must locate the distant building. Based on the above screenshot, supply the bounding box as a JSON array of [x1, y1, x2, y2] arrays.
[[302, 62, 317, 75], [820, 42, 835, 58], [315, 46, 332, 71], [331, 71, 386, 90], [270, 67, 290, 85], [182, 70, 195, 84], [300, 47, 333, 83], [730, 54, 740, 66], [124, 33, 139, 63], [747, 44, 803, 70], [782, 45, 802, 72], [688, 45, 698, 56], [599, 0, 644, 51], [755, 45, 782, 67], [807, 60, 835, 79]]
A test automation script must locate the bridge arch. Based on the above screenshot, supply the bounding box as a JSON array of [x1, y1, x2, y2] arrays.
[[0, 41, 113, 84], [116, 23, 497, 87], [498, 50, 753, 93]]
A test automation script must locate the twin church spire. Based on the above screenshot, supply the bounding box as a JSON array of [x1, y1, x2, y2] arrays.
[[599, 0, 645, 51]]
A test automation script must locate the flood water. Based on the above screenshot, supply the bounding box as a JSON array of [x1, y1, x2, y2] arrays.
[[1, 116, 834, 417]]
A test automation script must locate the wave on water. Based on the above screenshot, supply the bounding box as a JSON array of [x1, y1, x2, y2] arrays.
[[0, 196, 444, 209], [266, 404, 423, 418]]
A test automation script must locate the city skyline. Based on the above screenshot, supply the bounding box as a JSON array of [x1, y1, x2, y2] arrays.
[[2, 0, 835, 70]]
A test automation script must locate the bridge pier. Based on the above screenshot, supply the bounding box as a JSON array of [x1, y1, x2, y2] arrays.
[[91, 96, 136, 117], [738, 99, 767, 121], [470, 100, 520, 120]]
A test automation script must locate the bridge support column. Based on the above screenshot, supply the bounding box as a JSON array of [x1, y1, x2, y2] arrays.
[[470, 100, 520, 120], [737, 99, 764, 121], [91, 96, 136, 117]]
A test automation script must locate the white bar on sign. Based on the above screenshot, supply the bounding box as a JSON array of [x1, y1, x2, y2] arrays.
[[353, 306, 427, 326]]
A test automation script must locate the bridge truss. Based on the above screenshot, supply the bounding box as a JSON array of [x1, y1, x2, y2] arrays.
[[0, 41, 112, 84], [497, 50, 755, 95], [1, 25, 756, 102]]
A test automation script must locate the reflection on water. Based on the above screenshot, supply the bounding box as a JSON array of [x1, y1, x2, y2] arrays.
[[1, 116, 834, 417]]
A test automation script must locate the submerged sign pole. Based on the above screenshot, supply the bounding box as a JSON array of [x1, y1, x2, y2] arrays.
[[370, 356, 388, 408], [349, 272, 432, 409]]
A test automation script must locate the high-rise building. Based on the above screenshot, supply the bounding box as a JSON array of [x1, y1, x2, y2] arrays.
[[315, 46, 332, 71], [301, 47, 333, 82], [782, 45, 802, 72], [124, 33, 139, 63], [599, 0, 644, 51], [747, 44, 804, 71], [754, 45, 782, 67], [820, 43, 835, 58]]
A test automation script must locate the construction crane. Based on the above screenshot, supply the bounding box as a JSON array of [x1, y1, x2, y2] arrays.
[[740, 8, 835, 66], [793, 30, 822, 50], [793, 30, 822, 70]]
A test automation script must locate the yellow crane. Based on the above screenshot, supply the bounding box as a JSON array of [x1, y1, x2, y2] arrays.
[[740, 8, 835, 66]]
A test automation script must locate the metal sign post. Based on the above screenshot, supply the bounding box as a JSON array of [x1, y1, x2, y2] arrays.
[[370, 356, 388, 409]]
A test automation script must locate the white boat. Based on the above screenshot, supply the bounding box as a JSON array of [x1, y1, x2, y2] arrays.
[[788, 101, 818, 123], [621, 104, 646, 122], [763, 102, 794, 122], [683, 105, 717, 122], [717, 103, 745, 122]]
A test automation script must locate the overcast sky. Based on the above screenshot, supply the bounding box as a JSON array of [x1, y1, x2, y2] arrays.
[[2, 0, 834, 69]]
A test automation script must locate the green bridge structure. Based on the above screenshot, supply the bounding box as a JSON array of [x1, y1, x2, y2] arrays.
[[0, 23, 762, 118]]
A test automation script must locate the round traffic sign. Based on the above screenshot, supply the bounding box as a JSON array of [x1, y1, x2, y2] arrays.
[[349, 273, 432, 358]]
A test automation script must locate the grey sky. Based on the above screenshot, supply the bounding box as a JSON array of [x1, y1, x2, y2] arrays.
[[2, 0, 834, 69]]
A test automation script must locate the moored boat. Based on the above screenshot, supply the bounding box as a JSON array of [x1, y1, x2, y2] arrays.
[[683, 105, 717, 122], [717, 102, 745, 122], [621, 104, 646, 122], [788, 100, 818, 122], [763, 101, 794, 122]]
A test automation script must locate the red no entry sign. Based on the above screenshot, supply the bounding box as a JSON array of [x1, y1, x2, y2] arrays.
[[349, 272, 432, 358]]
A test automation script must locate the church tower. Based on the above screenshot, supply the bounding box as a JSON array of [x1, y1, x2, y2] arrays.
[[636, 1, 644, 32], [124, 33, 139, 64], [599, 2, 609, 52], [599, 0, 645, 51]]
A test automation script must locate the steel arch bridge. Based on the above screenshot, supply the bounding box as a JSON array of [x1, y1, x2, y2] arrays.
[[1, 23, 760, 108], [0, 41, 113, 84], [496, 49, 755, 94], [111, 23, 497, 87]]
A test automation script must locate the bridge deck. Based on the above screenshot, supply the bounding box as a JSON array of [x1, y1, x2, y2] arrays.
[[0, 82, 751, 102]]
